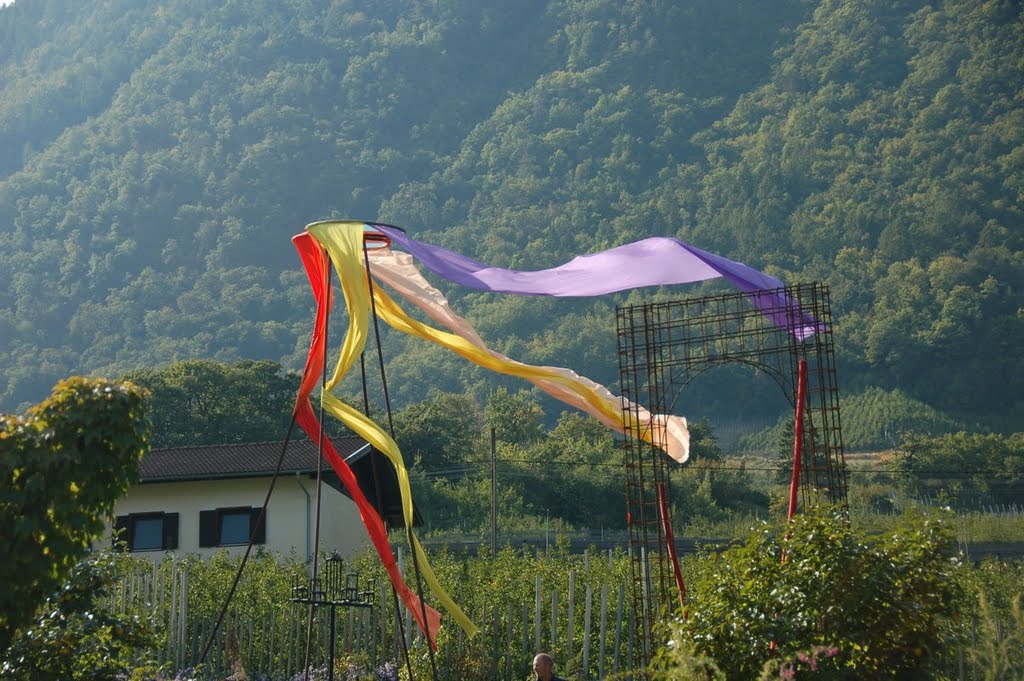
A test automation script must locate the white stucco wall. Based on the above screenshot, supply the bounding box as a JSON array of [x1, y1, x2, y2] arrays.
[[105, 476, 369, 560]]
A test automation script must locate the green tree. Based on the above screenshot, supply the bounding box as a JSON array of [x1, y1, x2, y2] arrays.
[[485, 387, 545, 445], [121, 359, 297, 448], [393, 390, 484, 469], [688, 418, 724, 462], [0, 377, 148, 654], [512, 411, 624, 528], [892, 431, 1024, 506]]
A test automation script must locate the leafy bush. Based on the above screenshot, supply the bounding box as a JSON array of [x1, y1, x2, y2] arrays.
[[677, 505, 963, 678], [639, 637, 725, 680], [0, 377, 148, 653], [0, 552, 159, 681], [757, 647, 842, 680]]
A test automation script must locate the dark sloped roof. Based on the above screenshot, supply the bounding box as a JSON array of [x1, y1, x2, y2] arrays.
[[139, 437, 419, 528], [139, 438, 369, 481]]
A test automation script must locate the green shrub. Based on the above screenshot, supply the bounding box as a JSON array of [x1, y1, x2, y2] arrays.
[[676, 505, 963, 679], [0, 377, 148, 653], [0, 552, 159, 680]]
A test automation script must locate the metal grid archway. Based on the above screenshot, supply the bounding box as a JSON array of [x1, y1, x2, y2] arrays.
[[616, 282, 848, 659]]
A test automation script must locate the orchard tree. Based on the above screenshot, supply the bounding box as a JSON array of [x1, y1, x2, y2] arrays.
[[0, 377, 148, 654]]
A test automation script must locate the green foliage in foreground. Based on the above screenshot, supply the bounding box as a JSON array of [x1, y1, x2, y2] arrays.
[[0, 377, 149, 654], [675, 506, 962, 679], [651, 560, 1024, 681], [0, 552, 159, 681], [3, 517, 1021, 680]]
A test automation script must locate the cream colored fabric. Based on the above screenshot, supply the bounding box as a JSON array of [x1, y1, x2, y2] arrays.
[[366, 248, 690, 463], [307, 222, 477, 637]]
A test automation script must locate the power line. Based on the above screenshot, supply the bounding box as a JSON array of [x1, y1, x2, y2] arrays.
[[414, 457, 1022, 480]]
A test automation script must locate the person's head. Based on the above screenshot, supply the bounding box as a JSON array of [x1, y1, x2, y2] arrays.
[[532, 652, 554, 680]]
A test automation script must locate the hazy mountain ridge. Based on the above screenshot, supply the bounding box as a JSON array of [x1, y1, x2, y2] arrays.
[[0, 0, 1020, 432]]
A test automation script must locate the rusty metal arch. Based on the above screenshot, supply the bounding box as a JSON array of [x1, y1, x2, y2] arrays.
[[616, 282, 849, 661]]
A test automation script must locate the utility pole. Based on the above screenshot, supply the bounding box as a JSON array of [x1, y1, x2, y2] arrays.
[[490, 426, 498, 556]]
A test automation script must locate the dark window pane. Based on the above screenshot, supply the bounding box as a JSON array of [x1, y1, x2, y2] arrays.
[[132, 517, 163, 551], [219, 510, 251, 545]]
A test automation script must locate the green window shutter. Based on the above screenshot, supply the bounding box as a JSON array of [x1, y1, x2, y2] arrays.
[[250, 507, 266, 544], [199, 510, 219, 547], [162, 512, 179, 550]]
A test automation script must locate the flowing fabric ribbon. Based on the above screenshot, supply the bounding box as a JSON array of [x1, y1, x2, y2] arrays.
[[291, 220, 802, 642], [291, 231, 446, 645], [372, 224, 778, 295], [371, 224, 819, 339], [364, 248, 689, 462], [301, 223, 477, 639]]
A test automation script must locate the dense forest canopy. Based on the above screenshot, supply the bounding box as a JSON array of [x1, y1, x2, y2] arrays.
[[1, 0, 1021, 434]]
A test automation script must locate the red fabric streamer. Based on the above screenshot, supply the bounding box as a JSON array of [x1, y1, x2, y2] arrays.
[[657, 482, 686, 612], [291, 233, 441, 646], [786, 359, 808, 523]]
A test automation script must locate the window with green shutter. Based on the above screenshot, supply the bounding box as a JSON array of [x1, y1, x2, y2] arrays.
[[113, 512, 178, 552], [199, 506, 266, 547]]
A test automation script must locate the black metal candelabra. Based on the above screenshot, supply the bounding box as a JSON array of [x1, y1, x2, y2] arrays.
[[290, 552, 376, 681]]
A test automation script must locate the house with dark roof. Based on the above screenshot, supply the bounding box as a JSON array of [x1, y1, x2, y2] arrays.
[[107, 437, 414, 560]]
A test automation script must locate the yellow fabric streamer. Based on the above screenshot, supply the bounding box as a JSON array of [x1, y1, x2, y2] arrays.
[[319, 393, 478, 637], [367, 284, 688, 461], [365, 248, 688, 461], [306, 222, 369, 389], [305, 220, 684, 640], [306, 222, 478, 638]]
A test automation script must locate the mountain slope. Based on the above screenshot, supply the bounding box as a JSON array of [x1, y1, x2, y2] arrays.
[[0, 0, 1020, 431]]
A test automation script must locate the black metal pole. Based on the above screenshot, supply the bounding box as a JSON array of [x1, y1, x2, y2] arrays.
[[361, 245, 414, 681], [329, 602, 337, 681], [490, 426, 498, 556], [364, 239, 439, 681]]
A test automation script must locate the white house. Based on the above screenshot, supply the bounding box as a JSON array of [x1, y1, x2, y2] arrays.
[[107, 437, 412, 560]]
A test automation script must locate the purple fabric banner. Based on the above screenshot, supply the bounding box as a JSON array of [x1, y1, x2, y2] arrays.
[[372, 224, 820, 338]]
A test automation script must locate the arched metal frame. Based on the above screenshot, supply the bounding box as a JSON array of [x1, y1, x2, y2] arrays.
[[616, 282, 848, 660]]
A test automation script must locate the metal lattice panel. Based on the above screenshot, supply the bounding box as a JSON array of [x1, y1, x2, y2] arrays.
[[616, 282, 848, 660]]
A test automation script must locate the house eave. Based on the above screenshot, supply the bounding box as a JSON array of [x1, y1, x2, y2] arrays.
[[138, 470, 324, 484]]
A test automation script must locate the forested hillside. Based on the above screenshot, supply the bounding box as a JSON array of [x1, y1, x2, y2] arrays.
[[1, 0, 1021, 434]]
